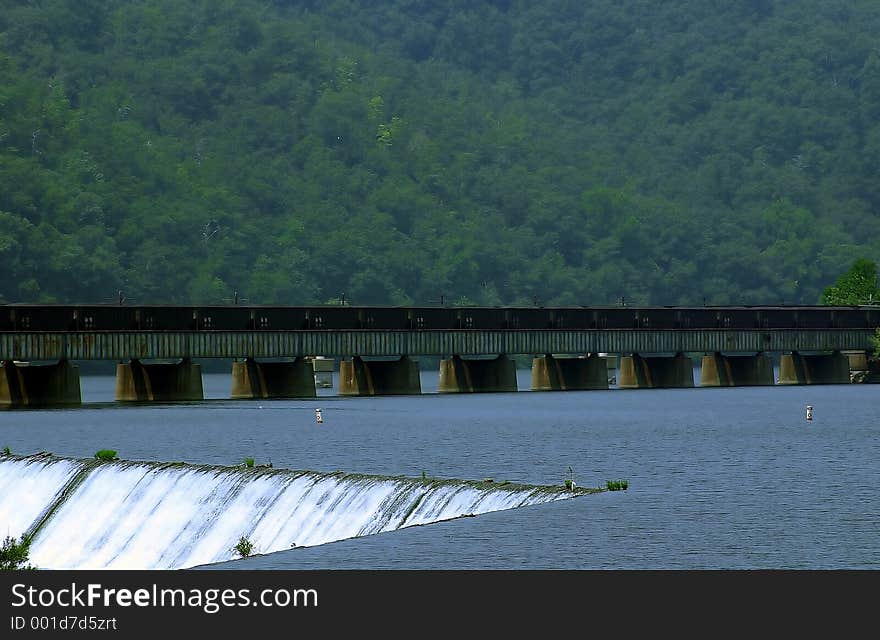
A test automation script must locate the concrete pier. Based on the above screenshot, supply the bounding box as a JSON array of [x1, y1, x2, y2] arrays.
[[845, 350, 880, 383], [115, 358, 204, 402], [700, 352, 774, 387], [844, 350, 869, 372], [338, 355, 421, 396], [777, 351, 851, 385], [310, 357, 334, 388], [231, 358, 316, 399], [530, 354, 609, 391], [0, 360, 81, 408], [438, 354, 518, 393], [617, 353, 694, 389]]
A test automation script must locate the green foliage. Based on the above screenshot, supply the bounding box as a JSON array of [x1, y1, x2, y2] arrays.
[[233, 536, 254, 558], [0, 535, 36, 570], [244, 457, 254, 468], [94, 449, 118, 461], [821, 259, 880, 305], [606, 480, 629, 491], [565, 466, 575, 490], [1, 2, 879, 306], [1, 446, 10, 456]]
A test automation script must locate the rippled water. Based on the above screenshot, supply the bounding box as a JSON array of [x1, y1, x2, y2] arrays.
[[2, 370, 878, 569]]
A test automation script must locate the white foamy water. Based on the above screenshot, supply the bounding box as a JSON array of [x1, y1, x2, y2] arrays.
[[0, 456, 81, 540], [0, 455, 584, 569]]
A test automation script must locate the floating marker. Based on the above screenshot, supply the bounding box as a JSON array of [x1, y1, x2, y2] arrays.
[[315, 408, 324, 424], [806, 404, 813, 422]]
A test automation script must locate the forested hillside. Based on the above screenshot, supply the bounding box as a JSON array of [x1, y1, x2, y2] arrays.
[[2, 0, 879, 306]]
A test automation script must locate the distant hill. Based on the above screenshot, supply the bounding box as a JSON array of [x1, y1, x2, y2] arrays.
[[2, 0, 879, 305]]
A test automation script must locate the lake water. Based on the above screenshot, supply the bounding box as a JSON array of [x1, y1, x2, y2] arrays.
[[2, 370, 878, 569]]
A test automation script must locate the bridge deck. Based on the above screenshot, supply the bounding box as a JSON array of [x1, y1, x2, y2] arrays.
[[0, 329, 872, 360]]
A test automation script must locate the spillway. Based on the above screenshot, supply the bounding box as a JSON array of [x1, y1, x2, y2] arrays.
[[0, 453, 598, 569]]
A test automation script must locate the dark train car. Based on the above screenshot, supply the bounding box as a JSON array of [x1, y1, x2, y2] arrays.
[[240, 306, 309, 330], [3, 305, 79, 331], [819, 306, 875, 328], [301, 306, 358, 330], [408, 307, 459, 330], [135, 306, 198, 331], [555, 308, 595, 330], [74, 305, 140, 330], [503, 307, 543, 330], [486, 306, 587, 330], [714, 307, 760, 329], [672, 307, 716, 329], [584, 308, 602, 329], [194, 306, 256, 331], [793, 307, 834, 329], [756, 307, 794, 328], [829, 308, 866, 328], [865, 307, 880, 328], [0, 306, 12, 331], [595, 307, 642, 329], [828, 306, 880, 328], [542, 307, 592, 330], [354, 306, 410, 330], [290, 305, 358, 331], [753, 306, 873, 329], [580, 308, 634, 329], [499, 307, 523, 329], [452, 306, 503, 330], [630, 307, 678, 329]]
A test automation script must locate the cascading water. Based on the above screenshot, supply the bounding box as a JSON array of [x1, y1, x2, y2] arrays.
[[0, 453, 597, 570], [0, 455, 81, 539]]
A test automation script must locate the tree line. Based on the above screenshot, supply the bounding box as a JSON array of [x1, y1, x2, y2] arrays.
[[1, 1, 879, 306]]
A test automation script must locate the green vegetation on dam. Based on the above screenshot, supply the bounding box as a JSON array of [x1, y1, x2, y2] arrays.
[[2, 1, 880, 307]]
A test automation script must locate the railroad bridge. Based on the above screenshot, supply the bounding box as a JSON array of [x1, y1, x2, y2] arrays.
[[1, 304, 877, 407]]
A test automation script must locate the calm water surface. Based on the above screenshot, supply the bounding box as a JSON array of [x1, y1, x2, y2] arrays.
[[2, 370, 878, 569]]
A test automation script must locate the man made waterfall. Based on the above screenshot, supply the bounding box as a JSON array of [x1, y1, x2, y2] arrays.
[[0, 453, 597, 570]]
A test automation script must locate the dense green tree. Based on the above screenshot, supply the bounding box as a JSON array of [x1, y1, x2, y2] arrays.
[[821, 258, 879, 305]]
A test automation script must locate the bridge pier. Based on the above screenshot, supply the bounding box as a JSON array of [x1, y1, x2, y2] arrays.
[[231, 358, 316, 399], [618, 353, 694, 389], [310, 357, 334, 388], [700, 352, 774, 387], [438, 354, 518, 393], [0, 360, 81, 408], [844, 350, 869, 372], [777, 351, 851, 385], [845, 350, 880, 383], [530, 354, 608, 391], [338, 356, 421, 396], [115, 358, 204, 402]]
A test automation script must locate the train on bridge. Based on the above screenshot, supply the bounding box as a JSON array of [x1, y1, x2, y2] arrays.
[[1, 304, 878, 332]]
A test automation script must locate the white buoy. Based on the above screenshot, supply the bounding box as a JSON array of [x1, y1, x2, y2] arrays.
[[315, 408, 324, 424], [806, 404, 813, 422]]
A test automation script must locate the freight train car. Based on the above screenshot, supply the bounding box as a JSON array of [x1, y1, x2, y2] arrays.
[[2, 304, 878, 332]]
